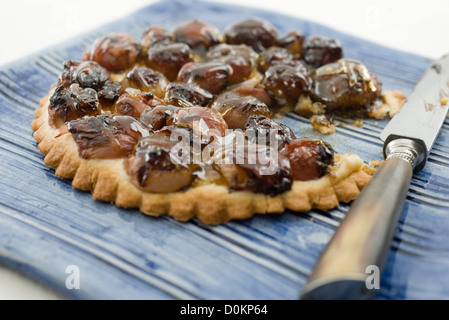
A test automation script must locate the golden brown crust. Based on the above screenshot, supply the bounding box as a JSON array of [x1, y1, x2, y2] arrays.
[[32, 94, 373, 225], [293, 90, 405, 135], [368, 90, 406, 119]]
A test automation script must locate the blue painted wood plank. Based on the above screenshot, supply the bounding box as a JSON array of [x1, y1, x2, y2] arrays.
[[0, 0, 447, 299]]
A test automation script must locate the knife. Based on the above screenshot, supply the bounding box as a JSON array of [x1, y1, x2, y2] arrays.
[[300, 54, 449, 300]]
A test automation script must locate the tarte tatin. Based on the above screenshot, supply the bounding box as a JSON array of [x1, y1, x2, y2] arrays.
[[32, 18, 403, 224]]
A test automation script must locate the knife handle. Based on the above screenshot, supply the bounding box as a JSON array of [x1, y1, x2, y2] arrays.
[[300, 140, 421, 300]]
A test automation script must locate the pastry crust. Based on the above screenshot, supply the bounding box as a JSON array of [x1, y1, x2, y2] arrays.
[[32, 94, 372, 225]]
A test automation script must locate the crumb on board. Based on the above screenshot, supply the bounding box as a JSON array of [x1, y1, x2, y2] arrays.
[[310, 115, 336, 135], [368, 90, 406, 119], [349, 119, 364, 127], [362, 160, 384, 175], [294, 95, 326, 118]]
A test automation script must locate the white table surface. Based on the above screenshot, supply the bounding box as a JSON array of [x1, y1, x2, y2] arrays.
[[0, 0, 448, 300]]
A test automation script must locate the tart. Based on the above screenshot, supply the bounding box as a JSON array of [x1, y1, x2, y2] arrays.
[[31, 18, 398, 225]]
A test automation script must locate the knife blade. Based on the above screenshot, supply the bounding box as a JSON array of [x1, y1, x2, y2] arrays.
[[299, 54, 449, 300]]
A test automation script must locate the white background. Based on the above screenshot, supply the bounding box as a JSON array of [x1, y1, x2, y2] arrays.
[[1, 0, 449, 66], [0, 0, 448, 299]]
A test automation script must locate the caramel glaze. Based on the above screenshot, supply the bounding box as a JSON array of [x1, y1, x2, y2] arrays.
[[67, 115, 150, 159], [121, 66, 169, 99], [303, 36, 343, 69], [223, 17, 278, 53], [113, 90, 165, 118], [173, 20, 222, 54], [165, 82, 213, 108], [210, 90, 271, 129], [48, 17, 386, 194], [82, 33, 140, 72], [145, 42, 194, 82], [311, 58, 382, 116], [125, 127, 196, 193], [261, 60, 311, 110]]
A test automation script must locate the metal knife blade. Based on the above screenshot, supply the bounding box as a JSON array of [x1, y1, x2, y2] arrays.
[[299, 54, 449, 300], [381, 53, 449, 171]]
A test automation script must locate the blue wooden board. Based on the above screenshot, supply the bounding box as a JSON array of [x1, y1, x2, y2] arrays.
[[1, 0, 448, 300]]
